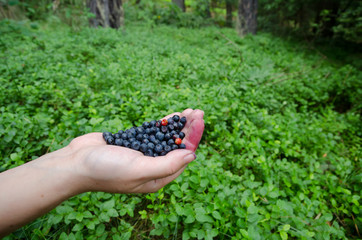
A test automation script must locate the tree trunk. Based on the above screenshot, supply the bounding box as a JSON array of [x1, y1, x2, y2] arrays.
[[237, 0, 257, 36], [172, 0, 185, 12], [87, 0, 124, 29], [226, 0, 233, 27]]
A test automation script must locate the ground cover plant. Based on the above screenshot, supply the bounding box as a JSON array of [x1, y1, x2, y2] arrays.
[[0, 19, 361, 239]]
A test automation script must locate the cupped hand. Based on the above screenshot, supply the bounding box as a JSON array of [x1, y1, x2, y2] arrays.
[[68, 109, 204, 194]]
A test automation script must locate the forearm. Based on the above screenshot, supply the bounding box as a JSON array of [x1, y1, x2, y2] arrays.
[[0, 146, 84, 237]]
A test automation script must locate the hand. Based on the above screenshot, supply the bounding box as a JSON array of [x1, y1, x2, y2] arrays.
[[69, 109, 205, 194]]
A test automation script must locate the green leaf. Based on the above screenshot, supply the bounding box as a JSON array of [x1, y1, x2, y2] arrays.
[[96, 224, 106, 236], [72, 223, 84, 232], [107, 208, 119, 217], [212, 211, 222, 220], [280, 231, 288, 240]]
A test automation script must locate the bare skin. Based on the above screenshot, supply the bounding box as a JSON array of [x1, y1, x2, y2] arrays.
[[0, 109, 205, 237]]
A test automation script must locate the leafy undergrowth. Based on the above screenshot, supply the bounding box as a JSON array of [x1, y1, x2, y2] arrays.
[[0, 20, 361, 240]]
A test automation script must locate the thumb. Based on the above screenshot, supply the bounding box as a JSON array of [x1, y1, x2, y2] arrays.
[[139, 149, 196, 180]]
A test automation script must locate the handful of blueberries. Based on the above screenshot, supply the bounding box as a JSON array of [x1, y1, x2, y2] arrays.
[[103, 115, 187, 157]]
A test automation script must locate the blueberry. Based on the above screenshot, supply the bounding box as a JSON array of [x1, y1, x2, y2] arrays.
[[106, 136, 115, 145], [173, 134, 180, 140], [142, 122, 150, 128], [118, 130, 124, 134], [145, 149, 153, 156], [179, 143, 186, 149], [145, 128, 152, 135], [150, 127, 157, 134], [161, 126, 168, 133], [143, 134, 149, 139], [121, 133, 128, 140], [147, 142, 155, 150], [164, 145, 171, 152], [156, 132, 164, 141], [149, 120, 156, 127], [127, 132, 135, 139], [155, 144, 163, 153], [167, 139, 174, 145], [164, 133, 171, 140], [172, 115, 180, 122], [129, 137, 136, 143], [155, 120, 161, 127], [131, 141, 140, 150], [173, 122, 179, 130], [149, 135, 156, 142], [143, 138, 150, 144], [129, 128, 136, 135], [180, 117, 186, 124], [167, 118, 174, 125], [140, 143, 148, 152], [103, 132, 112, 140], [179, 132, 185, 139], [168, 124, 174, 131], [136, 127, 144, 134], [155, 127, 161, 132], [114, 133, 121, 139], [171, 144, 178, 150], [136, 133, 143, 141], [153, 153, 159, 157], [115, 138, 123, 146], [161, 141, 167, 146], [160, 151, 167, 156], [178, 122, 184, 130], [170, 130, 177, 136], [123, 140, 130, 148]]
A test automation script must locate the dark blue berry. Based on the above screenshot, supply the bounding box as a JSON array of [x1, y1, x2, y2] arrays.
[[172, 115, 180, 122], [145, 149, 153, 156], [161, 141, 167, 146], [179, 132, 185, 139], [179, 143, 186, 149], [168, 124, 174, 131], [136, 133, 143, 141], [167, 118, 174, 125], [147, 142, 155, 150], [121, 133, 128, 140], [123, 140, 130, 148], [160, 151, 167, 156], [115, 138, 123, 146], [171, 144, 178, 150], [129, 137, 136, 143], [167, 139, 174, 145], [156, 132, 164, 141], [118, 130, 124, 134], [164, 133, 171, 140], [149, 120, 156, 127], [131, 141, 140, 150], [164, 145, 171, 152], [142, 122, 150, 128], [143, 134, 149, 139], [178, 122, 184, 130], [143, 138, 150, 144], [180, 117, 186, 124], [140, 143, 148, 152], [173, 122, 179, 130], [136, 127, 144, 134], [161, 126, 168, 133], [150, 127, 157, 134], [155, 144, 163, 153], [155, 120, 161, 127], [170, 130, 177, 136], [129, 128, 136, 135], [145, 128, 152, 135], [173, 134, 180, 140], [153, 153, 159, 157], [114, 133, 121, 139], [103, 132, 112, 139], [106, 136, 115, 145], [127, 132, 135, 139]]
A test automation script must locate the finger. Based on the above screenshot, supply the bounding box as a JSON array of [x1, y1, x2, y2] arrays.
[[135, 165, 188, 193], [184, 118, 205, 151], [136, 149, 196, 180]]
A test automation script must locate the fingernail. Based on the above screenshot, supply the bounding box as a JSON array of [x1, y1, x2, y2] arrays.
[[184, 152, 196, 162]]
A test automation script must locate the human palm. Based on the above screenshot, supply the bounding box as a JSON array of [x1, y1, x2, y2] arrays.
[[69, 109, 205, 194]]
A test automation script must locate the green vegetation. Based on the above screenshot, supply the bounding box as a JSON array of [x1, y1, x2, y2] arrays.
[[0, 17, 361, 240]]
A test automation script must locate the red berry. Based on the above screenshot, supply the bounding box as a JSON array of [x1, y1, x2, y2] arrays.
[[175, 138, 182, 145], [161, 119, 168, 126]]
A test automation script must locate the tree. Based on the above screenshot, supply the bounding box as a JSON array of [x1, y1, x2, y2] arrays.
[[237, 0, 257, 36], [172, 0, 185, 12], [225, 0, 236, 27], [87, 0, 124, 29]]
